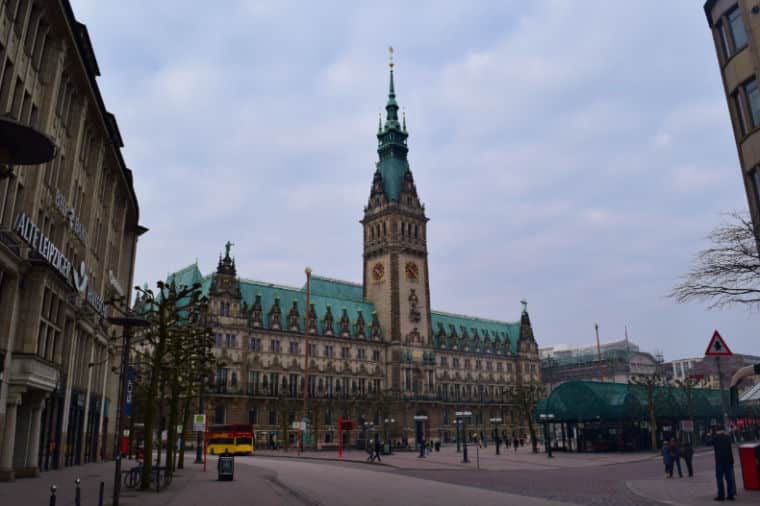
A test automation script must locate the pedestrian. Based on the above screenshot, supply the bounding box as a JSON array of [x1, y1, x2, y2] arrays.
[[661, 441, 674, 478], [668, 438, 683, 478], [681, 440, 694, 478], [513, 436, 519, 452], [366, 440, 375, 462], [707, 426, 737, 501], [373, 434, 382, 463]]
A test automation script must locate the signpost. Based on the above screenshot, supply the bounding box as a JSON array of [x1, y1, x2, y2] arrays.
[[705, 330, 733, 428]]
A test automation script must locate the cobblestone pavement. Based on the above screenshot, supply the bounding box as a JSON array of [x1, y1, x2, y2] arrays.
[[1, 445, 758, 506]]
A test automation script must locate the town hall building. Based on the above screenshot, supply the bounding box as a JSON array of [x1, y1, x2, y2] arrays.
[[163, 62, 541, 448]]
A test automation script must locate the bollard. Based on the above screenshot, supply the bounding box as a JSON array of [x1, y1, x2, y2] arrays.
[[98, 481, 104, 506], [49, 484, 57, 506], [75, 478, 81, 506]]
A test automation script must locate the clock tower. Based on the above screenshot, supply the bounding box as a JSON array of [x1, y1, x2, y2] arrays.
[[362, 56, 432, 392]]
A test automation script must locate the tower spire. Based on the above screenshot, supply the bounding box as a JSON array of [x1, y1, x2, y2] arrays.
[[385, 46, 399, 128]]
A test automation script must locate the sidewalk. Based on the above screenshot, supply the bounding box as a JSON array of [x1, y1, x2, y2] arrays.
[[0, 458, 303, 506]]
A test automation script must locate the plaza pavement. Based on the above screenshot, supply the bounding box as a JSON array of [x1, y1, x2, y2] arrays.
[[253, 442, 660, 470], [1, 444, 758, 506]]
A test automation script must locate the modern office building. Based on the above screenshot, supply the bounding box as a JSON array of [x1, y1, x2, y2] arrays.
[[704, 1, 760, 225], [0, 1, 143, 480]]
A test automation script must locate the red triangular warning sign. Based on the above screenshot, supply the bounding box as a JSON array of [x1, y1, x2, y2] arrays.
[[705, 330, 733, 356]]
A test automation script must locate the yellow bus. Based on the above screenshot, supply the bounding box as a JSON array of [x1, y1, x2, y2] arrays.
[[207, 424, 254, 455]]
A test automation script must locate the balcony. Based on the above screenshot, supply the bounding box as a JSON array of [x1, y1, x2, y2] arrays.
[[9, 353, 59, 392]]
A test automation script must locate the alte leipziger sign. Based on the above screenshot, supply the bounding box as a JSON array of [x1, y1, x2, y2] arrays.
[[14, 211, 105, 317]]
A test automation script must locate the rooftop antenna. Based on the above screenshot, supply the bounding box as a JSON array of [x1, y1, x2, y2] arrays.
[[595, 322, 604, 382]]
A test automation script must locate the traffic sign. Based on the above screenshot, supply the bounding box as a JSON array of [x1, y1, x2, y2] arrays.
[[193, 414, 206, 432], [705, 330, 733, 357]]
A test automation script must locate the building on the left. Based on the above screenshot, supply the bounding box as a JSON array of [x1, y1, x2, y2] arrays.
[[0, 1, 144, 480]]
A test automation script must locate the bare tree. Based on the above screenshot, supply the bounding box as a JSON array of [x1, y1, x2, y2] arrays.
[[629, 374, 668, 451], [508, 382, 544, 453], [671, 211, 760, 309]]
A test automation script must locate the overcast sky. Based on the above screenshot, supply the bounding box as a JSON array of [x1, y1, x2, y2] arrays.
[[71, 0, 757, 361]]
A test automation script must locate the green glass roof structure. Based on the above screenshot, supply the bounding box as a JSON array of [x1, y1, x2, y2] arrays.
[[535, 381, 727, 422]]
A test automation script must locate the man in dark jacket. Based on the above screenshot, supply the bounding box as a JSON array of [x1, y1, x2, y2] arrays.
[[373, 434, 382, 463], [708, 426, 736, 501], [681, 440, 694, 478]]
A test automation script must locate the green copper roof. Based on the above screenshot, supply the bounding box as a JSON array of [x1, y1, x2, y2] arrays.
[[166, 262, 203, 288], [162, 265, 381, 341], [159, 266, 527, 353], [431, 310, 520, 355], [307, 275, 364, 301]]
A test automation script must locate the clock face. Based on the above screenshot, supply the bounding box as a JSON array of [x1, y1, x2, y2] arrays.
[[405, 262, 419, 281], [372, 262, 385, 281], [222, 278, 230, 287]]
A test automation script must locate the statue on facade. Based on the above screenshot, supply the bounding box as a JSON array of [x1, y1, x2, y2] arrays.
[[409, 289, 421, 323], [323, 306, 334, 336]]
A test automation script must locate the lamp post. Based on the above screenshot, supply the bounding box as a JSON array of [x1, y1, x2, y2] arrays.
[[194, 375, 205, 464], [455, 419, 461, 453], [302, 267, 311, 452], [384, 418, 394, 455], [539, 413, 555, 458], [456, 411, 472, 463], [490, 417, 502, 455], [107, 315, 151, 506]]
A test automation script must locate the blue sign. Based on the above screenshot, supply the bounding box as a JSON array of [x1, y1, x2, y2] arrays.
[[124, 367, 135, 416]]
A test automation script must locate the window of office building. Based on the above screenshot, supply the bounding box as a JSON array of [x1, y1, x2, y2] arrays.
[[745, 79, 760, 129], [749, 168, 760, 212], [728, 6, 748, 51]]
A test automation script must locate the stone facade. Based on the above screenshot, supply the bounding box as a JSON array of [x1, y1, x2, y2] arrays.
[[0, 0, 142, 480], [176, 63, 540, 449]]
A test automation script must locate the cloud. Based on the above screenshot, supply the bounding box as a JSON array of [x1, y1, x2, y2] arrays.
[[70, 0, 754, 360]]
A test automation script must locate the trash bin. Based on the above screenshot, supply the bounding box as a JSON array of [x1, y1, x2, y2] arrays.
[[217, 453, 234, 481], [739, 443, 760, 491]]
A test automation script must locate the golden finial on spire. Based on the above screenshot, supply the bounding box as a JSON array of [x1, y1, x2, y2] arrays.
[[389, 46, 394, 69]]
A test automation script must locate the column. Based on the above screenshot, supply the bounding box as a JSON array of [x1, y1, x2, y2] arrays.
[[95, 355, 109, 461], [58, 322, 79, 467], [79, 339, 95, 463], [0, 390, 21, 481], [24, 399, 43, 475], [0, 274, 21, 454]]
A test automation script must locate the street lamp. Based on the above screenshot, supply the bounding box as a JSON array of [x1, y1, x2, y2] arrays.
[[489, 417, 502, 455], [384, 418, 395, 455], [454, 419, 461, 453], [455, 411, 472, 463], [539, 413, 555, 458], [413, 415, 428, 458], [108, 315, 151, 506], [302, 267, 312, 452], [0, 113, 56, 179]]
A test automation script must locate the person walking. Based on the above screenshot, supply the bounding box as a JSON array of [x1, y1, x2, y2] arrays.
[[668, 439, 683, 478], [513, 436, 519, 452], [681, 440, 694, 478], [708, 426, 737, 501], [661, 441, 674, 478], [373, 434, 382, 463]]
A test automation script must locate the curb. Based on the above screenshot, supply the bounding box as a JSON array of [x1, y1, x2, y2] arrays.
[[250, 453, 397, 469]]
